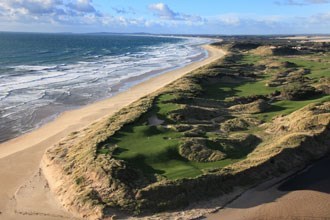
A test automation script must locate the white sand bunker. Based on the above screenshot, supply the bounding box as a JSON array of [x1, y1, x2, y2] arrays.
[[148, 115, 164, 126]]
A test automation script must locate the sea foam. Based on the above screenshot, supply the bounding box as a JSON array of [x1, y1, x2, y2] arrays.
[[0, 35, 213, 142]]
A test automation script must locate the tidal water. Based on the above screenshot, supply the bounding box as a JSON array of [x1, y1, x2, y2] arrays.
[[0, 32, 212, 142]]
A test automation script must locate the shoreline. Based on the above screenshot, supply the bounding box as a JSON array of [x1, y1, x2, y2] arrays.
[[0, 44, 223, 159], [0, 39, 209, 144], [0, 44, 225, 219]]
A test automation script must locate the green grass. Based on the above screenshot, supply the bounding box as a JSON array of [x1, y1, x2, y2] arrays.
[[111, 125, 242, 179], [103, 52, 330, 180], [250, 53, 330, 121], [278, 55, 330, 79], [155, 94, 181, 117], [203, 54, 278, 101], [107, 93, 245, 180], [113, 126, 180, 159], [203, 78, 276, 101], [241, 54, 263, 64], [234, 79, 277, 96], [255, 95, 330, 122]]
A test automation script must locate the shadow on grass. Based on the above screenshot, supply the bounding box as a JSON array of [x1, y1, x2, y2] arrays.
[[117, 146, 191, 177], [226, 137, 262, 159], [141, 125, 163, 137], [202, 82, 242, 101], [207, 136, 262, 159], [124, 154, 165, 176], [259, 104, 286, 114]]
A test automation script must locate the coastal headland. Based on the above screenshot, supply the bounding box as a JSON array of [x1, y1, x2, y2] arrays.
[[0, 43, 225, 220], [42, 37, 329, 219], [1, 36, 330, 220]]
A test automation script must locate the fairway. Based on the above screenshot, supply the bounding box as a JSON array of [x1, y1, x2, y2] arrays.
[[104, 51, 330, 180], [106, 54, 269, 179]]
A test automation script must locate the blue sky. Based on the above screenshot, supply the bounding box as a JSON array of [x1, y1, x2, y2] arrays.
[[0, 0, 330, 34]]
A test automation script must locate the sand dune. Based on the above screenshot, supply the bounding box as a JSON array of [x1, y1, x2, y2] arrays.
[[0, 44, 225, 220], [280, 36, 330, 42]]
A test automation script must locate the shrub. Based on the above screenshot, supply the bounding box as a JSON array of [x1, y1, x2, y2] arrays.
[[281, 82, 319, 100]]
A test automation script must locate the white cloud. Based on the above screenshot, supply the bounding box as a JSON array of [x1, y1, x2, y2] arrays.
[[0, 1, 329, 34], [67, 0, 96, 13], [148, 2, 203, 23], [202, 12, 330, 35], [0, 0, 150, 29], [149, 3, 176, 20], [217, 14, 241, 25], [112, 6, 136, 15], [0, 0, 101, 24], [309, 12, 330, 23]]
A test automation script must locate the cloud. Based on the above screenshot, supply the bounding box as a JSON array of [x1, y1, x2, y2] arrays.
[[112, 6, 136, 15], [0, 0, 64, 16], [275, 0, 330, 5], [217, 14, 241, 25], [67, 0, 96, 13], [0, 0, 150, 32], [0, 0, 329, 34], [309, 12, 330, 23], [148, 3, 203, 22], [0, 0, 101, 24], [202, 12, 330, 35], [148, 3, 177, 20]]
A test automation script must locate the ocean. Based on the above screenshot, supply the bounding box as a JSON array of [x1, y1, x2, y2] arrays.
[[0, 32, 212, 142]]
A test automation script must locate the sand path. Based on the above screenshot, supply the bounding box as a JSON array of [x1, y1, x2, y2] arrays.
[[0, 44, 225, 220]]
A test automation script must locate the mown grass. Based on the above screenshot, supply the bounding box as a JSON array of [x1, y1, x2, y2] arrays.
[[106, 52, 329, 180], [111, 125, 242, 179], [110, 92, 249, 180], [278, 54, 330, 79], [202, 80, 276, 101], [255, 95, 330, 122], [241, 54, 263, 64], [204, 53, 329, 123], [203, 55, 276, 101], [235, 79, 276, 96], [154, 93, 180, 118], [248, 52, 330, 121]]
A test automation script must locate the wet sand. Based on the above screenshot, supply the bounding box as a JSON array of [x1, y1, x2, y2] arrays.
[[207, 157, 330, 220], [0, 44, 225, 220]]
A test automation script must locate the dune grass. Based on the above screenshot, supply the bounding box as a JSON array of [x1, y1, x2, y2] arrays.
[[109, 92, 248, 180], [251, 53, 330, 121], [202, 55, 276, 101], [204, 53, 329, 122], [106, 52, 329, 180]]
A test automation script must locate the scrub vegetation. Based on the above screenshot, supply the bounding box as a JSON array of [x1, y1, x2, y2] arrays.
[[43, 38, 330, 219]]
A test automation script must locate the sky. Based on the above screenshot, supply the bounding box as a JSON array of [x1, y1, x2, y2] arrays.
[[0, 0, 330, 34]]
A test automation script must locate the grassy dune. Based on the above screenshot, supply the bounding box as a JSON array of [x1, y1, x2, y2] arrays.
[[104, 46, 330, 180], [43, 40, 330, 217]]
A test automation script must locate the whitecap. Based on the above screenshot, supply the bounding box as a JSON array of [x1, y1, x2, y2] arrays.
[[0, 36, 215, 142]]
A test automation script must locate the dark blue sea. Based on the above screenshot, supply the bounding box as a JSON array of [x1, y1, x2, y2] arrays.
[[0, 32, 212, 142]]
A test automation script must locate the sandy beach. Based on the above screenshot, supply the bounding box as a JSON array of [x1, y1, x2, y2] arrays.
[[207, 157, 330, 220], [279, 35, 330, 42], [0, 44, 225, 220]]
